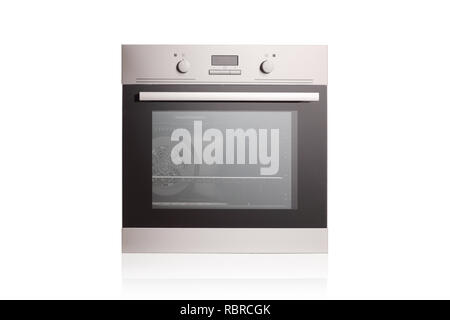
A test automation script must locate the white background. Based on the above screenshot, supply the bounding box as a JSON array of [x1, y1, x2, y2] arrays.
[[0, 0, 449, 299]]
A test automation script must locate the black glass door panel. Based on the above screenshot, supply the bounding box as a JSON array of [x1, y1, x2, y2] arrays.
[[123, 85, 326, 228]]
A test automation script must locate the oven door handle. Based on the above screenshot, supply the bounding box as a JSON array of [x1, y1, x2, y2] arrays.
[[138, 92, 319, 102]]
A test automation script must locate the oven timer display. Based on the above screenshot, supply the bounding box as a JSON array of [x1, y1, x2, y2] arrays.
[[211, 55, 239, 66]]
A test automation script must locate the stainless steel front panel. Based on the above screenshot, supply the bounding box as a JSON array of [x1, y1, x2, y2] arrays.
[[122, 45, 328, 85], [122, 228, 328, 253]]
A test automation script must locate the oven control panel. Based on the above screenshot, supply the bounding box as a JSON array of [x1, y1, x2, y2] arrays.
[[122, 45, 327, 85], [174, 53, 276, 76]]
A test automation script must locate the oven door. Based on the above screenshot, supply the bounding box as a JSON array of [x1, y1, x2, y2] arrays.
[[123, 85, 326, 232]]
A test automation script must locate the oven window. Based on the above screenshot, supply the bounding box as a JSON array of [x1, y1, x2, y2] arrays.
[[152, 111, 297, 209]]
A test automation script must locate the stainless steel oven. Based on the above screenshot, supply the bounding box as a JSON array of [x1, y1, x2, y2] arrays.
[[122, 45, 327, 253]]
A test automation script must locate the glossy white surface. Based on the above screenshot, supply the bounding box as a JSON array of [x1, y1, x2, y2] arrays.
[[1, 0, 450, 299], [122, 254, 327, 299], [122, 254, 327, 279]]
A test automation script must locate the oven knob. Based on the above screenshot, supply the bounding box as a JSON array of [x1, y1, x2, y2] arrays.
[[260, 60, 274, 73], [176, 59, 190, 73], [260, 60, 274, 74]]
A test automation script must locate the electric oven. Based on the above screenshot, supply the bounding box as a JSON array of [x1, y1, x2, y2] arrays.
[[122, 45, 327, 253]]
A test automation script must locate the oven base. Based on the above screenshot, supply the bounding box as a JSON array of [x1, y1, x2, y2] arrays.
[[122, 228, 327, 253]]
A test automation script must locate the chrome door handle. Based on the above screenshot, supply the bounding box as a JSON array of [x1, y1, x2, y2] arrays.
[[139, 92, 319, 102]]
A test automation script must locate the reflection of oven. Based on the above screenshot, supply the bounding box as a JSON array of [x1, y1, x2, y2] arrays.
[[122, 45, 327, 253]]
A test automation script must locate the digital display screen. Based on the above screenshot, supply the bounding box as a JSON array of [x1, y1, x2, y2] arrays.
[[211, 55, 239, 66]]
